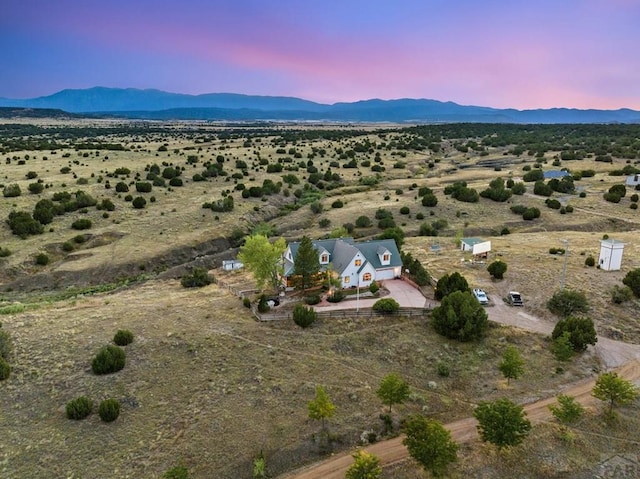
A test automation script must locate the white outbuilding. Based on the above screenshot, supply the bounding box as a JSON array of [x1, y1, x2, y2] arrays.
[[598, 239, 625, 271]]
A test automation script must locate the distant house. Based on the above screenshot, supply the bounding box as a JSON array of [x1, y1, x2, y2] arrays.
[[626, 174, 640, 187], [460, 238, 491, 257], [543, 170, 571, 179], [282, 237, 402, 289]]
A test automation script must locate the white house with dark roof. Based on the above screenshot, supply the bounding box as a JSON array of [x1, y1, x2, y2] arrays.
[[282, 237, 402, 289]]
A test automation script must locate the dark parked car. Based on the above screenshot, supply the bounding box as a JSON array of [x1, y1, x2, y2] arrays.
[[507, 291, 523, 306]]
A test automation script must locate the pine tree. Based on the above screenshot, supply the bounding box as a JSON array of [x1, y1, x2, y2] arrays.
[[293, 236, 321, 292]]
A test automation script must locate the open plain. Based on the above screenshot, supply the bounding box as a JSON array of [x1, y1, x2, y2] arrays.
[[1, 119, 639, 478]]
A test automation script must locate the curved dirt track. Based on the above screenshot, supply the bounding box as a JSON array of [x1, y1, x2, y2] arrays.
[[279, 304, 640, 479]]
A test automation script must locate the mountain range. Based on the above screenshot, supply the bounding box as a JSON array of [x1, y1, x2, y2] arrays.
[[1, 87, 639, 124]]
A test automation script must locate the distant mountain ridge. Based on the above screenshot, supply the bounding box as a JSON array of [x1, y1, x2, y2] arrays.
[[1, 87, 639, 124]]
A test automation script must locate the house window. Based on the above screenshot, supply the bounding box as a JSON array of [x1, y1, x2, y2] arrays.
[[344, 276, 350, 284], [363, 272, 372, 281], [355, 259, 362, 266], [383, 254, 390, 262], [321, 254, 329, 263]]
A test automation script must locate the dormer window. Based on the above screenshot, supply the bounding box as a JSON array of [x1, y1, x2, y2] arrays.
[[383, 254, 390, 262]]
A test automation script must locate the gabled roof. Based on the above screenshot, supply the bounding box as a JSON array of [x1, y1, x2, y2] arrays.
[[355, 239, 402, 270], [461, 237, 484, 246], [284, 237, 401, 275]]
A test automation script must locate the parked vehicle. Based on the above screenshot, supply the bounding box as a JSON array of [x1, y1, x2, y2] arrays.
[[472, 288, 489, 305], [507, 291, 523, 306]]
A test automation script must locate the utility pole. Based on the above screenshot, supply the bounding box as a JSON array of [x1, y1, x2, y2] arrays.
[[560, 240, 569, 290]]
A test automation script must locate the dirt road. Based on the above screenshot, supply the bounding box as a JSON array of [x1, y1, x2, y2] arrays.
[[279, 303, 640, 479]]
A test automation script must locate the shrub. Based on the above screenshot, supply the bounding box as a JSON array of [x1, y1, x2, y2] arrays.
[[0, 246, 11, 257], [0, 328, 13, 360], [115, 181, 129, 192], [400, 206, 410, 215], [71, 219, 92, 230], [7, 211, 44, 238], [3, 184, 21, 197], [355, 215, 372, 228], [551, 316, 597, 352], [169, 177, 183, 187], [487, 260, 507, 279], [327, 290, 345, 303], [611, 285, 633, 304], [372, 298, 400, 313], [35, 253, 49, 265], [522, 207, 541, 220], [369, 281, 380, 294], [0, 357, 10, 380], [66, 396, 93, 420], [293, 304, 317, 328], [257, 295, 270, 313], [98, 398, 121, 422], [113, 329, 134, 346], [132, 196, 147, 209], [135, 181, 152, 193], [28, 182, 44, 194], [304, 295, 321, 305], [585, 255, 595, 267], [181, 268, 212, 288], [421, 193, 438, 207], [331, 199, 344, 208], [163, 464, 190, 479], [547, 289, 589, 317], [319, 218, 331, 228], [242, 297, 251, 308], [91, 345, 126, 375], [622, 268, 640, 297], [436, 362, 450, 377]]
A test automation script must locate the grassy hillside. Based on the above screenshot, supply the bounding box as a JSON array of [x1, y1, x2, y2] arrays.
[[1, 120, 639, 478]]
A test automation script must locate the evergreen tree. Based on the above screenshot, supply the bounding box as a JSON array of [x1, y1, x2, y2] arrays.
[[293, 236, 321, 292]]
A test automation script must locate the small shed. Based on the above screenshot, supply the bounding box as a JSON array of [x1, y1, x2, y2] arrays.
[[626, 174, 640, 187], [598, 239, 625, 271], [222, 259, 244, 271], [460, 238, 491, 257]]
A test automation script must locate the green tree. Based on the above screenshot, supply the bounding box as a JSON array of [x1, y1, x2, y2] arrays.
[[550, 331, 574, 361], [622, 268, 640, 297], [547, 289, 589, 317], [345, 450, 382, 479], [592, 372, 638, 415], [432, 290, 488, 342], [378, 226, 405, 249], [434, 272, 470, 300], [308, 385, 336, 433], [498, 345, 525, 385], [487, 260, 507, 280], [551, 316, 597, 352], [293, 236, 321, 292], [474, 398, 532, 449], [402, 415, 458, 477], [238, 234, 287, 290], [548, 394, 584, 432], [376, 373, 411, 414]]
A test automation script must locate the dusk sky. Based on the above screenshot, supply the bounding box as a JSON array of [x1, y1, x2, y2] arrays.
[[2, 0, 639, 109]]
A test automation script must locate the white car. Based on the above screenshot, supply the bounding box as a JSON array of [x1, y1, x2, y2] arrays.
[[473, 288, 489, 305]]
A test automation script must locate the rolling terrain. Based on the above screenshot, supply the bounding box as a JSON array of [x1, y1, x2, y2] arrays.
[[0, 119, 639, 478]]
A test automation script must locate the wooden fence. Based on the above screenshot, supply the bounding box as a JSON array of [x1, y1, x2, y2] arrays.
[[253, 306, 431, 322]]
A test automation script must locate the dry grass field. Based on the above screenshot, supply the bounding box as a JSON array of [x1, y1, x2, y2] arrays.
[[1, 119, 639, 478]]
